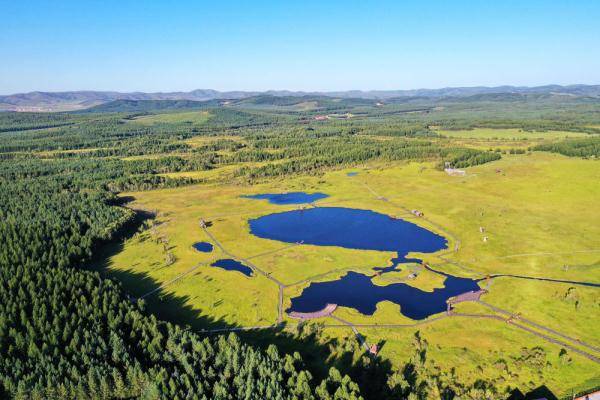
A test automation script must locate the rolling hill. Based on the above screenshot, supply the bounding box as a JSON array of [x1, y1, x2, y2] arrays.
[[2, 85, 599, 112]]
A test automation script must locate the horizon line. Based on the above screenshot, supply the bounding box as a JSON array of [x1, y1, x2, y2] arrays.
[[2, 82, 600, 97]]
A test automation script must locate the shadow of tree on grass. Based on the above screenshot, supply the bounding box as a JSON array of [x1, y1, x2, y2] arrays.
[[86, 207, 396, 398]]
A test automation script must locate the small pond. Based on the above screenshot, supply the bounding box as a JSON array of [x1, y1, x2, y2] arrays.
[[248, 206, 480, 319], [242, 192, 329, 205], [347, 172, 358, 177], [193, 242, 213, 253], [210, 259, 254, 277]]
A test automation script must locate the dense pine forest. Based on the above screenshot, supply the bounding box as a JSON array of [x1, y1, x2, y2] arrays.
[[0, 95, 598, 399]]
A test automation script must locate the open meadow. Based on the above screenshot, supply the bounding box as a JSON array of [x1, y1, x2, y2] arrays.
[[106, 147, 600, 397], [3, 95, 599, 399], [5, 3, 600, 398]]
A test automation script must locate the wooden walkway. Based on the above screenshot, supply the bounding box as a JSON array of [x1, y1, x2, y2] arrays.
[[330, 315, 371, 352], [135, 179, 600, 367], [200, 221, 287, 324]]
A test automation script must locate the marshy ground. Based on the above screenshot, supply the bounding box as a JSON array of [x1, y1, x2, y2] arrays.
[[103, 148, 600, 396]]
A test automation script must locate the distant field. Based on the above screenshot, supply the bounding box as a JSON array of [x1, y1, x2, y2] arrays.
[[436, 127, 588, 140], [232, 100, 321, 112], [434, 128, 591, 151], [159, 163, 250, 182], [106, 151, 600, 396], [184, 135, 245, 147], [130, 110, 212, 125], [289, 101, 319, 111]]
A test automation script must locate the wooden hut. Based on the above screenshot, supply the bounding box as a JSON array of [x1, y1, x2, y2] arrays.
[[411, 209, 424, 217]]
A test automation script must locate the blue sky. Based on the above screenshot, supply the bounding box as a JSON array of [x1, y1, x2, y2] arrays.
[[1, 0, 599, 94]]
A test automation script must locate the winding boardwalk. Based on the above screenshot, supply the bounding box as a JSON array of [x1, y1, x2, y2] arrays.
[[350, 179, 600, 363], [497, 249, 600, 259], [246, 242, 301, 260], [137, 259, 216, 300], [137, 178, 599, 368], [200, 221, 286, 324], [477, 300, 600, 354], [507, 320, 600, 364], [361, 179, 600, 286], [486, 274, 600, 288], [330, 315, 371, 352], [361, 181, 462, 253]]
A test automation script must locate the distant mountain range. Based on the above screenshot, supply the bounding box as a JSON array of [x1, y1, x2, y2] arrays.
[[1, 85, 599, 112]]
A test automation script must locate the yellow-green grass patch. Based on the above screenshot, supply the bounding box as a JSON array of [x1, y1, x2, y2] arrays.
[[108, 152, 599, 394], [129, 110, 212, 125], [436, 127, 588, 140]]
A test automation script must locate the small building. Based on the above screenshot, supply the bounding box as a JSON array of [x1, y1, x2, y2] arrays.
[[411, 209, 424, 217], [314, 115, 329, 121]]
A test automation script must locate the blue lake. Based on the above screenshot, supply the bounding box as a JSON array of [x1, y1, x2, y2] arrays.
[[211, 259, 254, 277], [192, 242, 213, 252], [248, 206, 479, 319], [288, 271, 480, 320], [242, 192, 329, 205], [347, 172, 359, 177], [249, 207, 448, 258]]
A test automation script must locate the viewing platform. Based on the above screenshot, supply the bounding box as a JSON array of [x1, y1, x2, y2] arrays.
[[288, 304, 338, 320], [446, 289, 488, 312]]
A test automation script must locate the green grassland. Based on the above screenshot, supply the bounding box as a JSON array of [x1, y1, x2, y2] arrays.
[[104, 147, 600, 397], [30, 108, 598, 395], [435, 128, 590, 151], [4, 97, 600, 399], [436, 128, 588, 140]]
